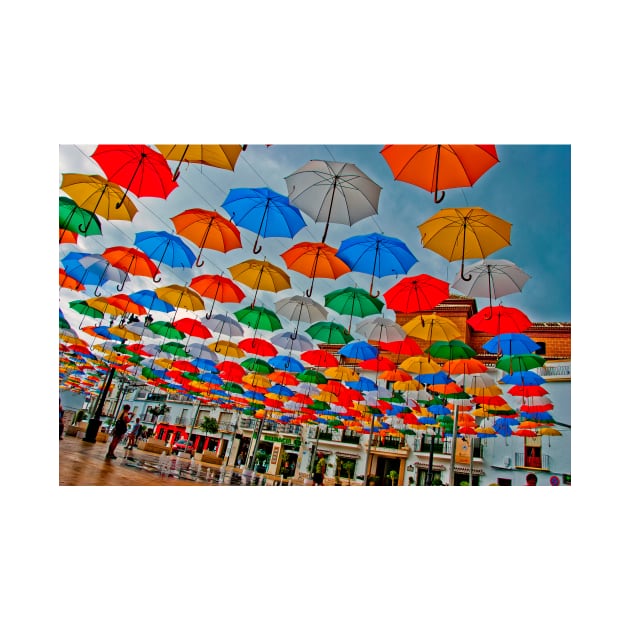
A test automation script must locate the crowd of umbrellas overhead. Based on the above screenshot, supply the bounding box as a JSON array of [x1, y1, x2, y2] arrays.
[[59, 144, 562, 449]]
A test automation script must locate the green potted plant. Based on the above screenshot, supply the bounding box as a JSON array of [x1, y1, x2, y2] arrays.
[[342, 460, 355, 485], [388, 469, 399, 486]]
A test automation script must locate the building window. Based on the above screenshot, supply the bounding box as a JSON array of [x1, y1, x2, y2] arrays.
[[535, 341, 546, 355], [497, 477, 512, 486]]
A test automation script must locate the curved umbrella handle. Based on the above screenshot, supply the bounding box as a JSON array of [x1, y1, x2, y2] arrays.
[[460, 259, 472, 282], [195, 250, 205, 268], [252, 242, 262, 255], [116, 270, 129, 292], [94, 285, 102, 297], [305, 286, 313, 297], [152, 272, 162, 283], [434, 189, 445, 204]]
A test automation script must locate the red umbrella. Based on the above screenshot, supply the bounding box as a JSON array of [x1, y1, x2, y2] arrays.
[[268, 371, 299, 386], [379, 336, 423, 357], [238, 337, 278, 357], [216, 360, 246, 381], [359, 357, 396, 371], [105, 294, 147, 316], [467, 305, 532, 335], [91, 144, 178, 207], [59, 268, 85, 291], [382, 273, 449, 313], [172, 318, 213, 339], [300, 349, 339, 369], [508, 385, 549, 397]]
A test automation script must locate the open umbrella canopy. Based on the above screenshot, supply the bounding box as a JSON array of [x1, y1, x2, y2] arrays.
[[59, 197, 102, 241], [170, 208, 242, 266], [60, 173, 139, 224], [285, 160, 382, 243], [61, 252, 125, 293], [280, 242, 350, 297], [452, 258, 531, 308], [91, 144, 178, 205], [305, 321, 354, 345], [324, 287, 384, 329], [418, 207, 511, 280], [427, 339, 476, 361], [403, 313, 461, 342], [134, 230, 196, 275], [300, 349, 339, 369], [355, 316, 406, 344], [154, 284, 206, 313], [382, 273, 449, 313], [339, 340, 379, 361], [499, 370, 546, 386], [205, 313, 244, 338], [468, 305, 532, 335], [172, 318, 212, 339], [105, 294, 147, 316], [155, 144, 242, 178], [268, 355, 305, 373], [496, 353, 546, 374], [228, 259, 291, 306], [238, 337, 277, 356], [147, 320, 186, 340], [483, 332, 540, 356], [241, 357, 274, 374], [269, 331, 314, 352], [127, 289, 176, 314], [336, 232, 417, 297], [222, 187, 306, 254], [60, 269, 86, 291], [234, 305, 283, 332], [399, 356, 440, 375], [380, 144, 499, 203], [102, 245, 160, 290]]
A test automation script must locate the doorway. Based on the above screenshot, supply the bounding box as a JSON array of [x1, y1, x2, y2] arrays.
[[375, 457, 401, 486]]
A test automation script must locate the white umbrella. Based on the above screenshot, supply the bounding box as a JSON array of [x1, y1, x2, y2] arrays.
[[285, 160, 381, 243], [355, 316, 407, 343], [452, 258, 531, 309]]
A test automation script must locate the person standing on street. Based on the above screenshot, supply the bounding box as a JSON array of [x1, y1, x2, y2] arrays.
[[125, 417, 142, 450], [106, 404, 131, 460]]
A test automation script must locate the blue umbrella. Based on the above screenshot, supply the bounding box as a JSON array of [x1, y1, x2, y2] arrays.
[[483, 332, 540, 356], [196, 372, 224, 385], [191, 357, 218, 372], [61, 252, 124, 295], [128, 289, 176, 314], [339, 340, 379, 361], [268, 355, 305, 373], [520, 411, 554, 422], [269, 384, 295, 397], [346, 376, 378, 392], [221, 187, 306, 254], [415, 370, 453, 385], [493, 418, 514, 437], [427, 404, 451, 415], [134, 230, 196, 278], [336, 232, 418, 297], [499, 370, 546, 386]]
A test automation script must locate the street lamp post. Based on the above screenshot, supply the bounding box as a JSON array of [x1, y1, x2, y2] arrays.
[[84, 366, 115, 442], [362, 414, 376, 486], [425, 428, 436, 486]]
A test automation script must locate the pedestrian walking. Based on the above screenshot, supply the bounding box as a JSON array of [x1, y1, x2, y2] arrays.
[[106, 404, 131, 460], [313, 453, 327, 486], [125, 417, 142, 449]]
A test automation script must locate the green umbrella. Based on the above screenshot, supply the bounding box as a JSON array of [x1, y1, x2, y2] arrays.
[[305, 321, 354, 344], [297, 369, 328, 384], [495, 353, 546, 374], [427, 339, 476, 360], [308, 400, 330, 411], [324, 287, 384, 331], [234, 305, 283, 332], [59, 197, 102, 238], [148, 320, 186, 340], [241, 357, 274, 374], [69, 300, 105, 319], [222, 382, 244, 394], [161, 341, 190, 357]]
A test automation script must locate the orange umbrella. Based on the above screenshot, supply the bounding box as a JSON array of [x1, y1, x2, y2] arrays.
[[102, 246, 160, 291], [380, 144, 499, 203], [189, 274, 246, 319], [59, 229, 78, 244], [105, 294, 147, 316], [442, 357, 487, 376], [280, 241, 350, 297], [170, 208, 242, 267], [59, 268, 85, 291]]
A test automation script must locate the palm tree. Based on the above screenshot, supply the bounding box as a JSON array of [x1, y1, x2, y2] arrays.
[[200, 416, 219, 436]]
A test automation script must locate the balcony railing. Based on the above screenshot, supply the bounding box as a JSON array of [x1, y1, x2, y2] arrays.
[[370, 436, 407, 450], [514, 452, 550, 470]]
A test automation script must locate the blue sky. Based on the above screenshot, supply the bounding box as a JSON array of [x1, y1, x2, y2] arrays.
[[59, 143, 570, 332]]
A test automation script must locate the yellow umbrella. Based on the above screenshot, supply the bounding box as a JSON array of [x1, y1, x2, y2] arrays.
[[84, 297, 126, 318], [313, 391, 339, 403], [418, 206, 511, 280], [154, 144, 242, 179], [209, 340, 245, 358], [403, 313, 461, 342], [242, 373, 271, 388], [155, 284, 205, 312], [228, 259, 291, 306], [108, 325, 142, 341], [392, 379, 422, 391], [324, 366, 360, 381], [399, 355, 441, 374], [154, 358, 175, 369], [60, 173, 138, 222]]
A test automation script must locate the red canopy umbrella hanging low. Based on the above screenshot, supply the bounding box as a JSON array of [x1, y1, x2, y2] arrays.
[[101, 246, 160, 292], [383, 273, 449, 313], [172, 318, 213, 339]]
